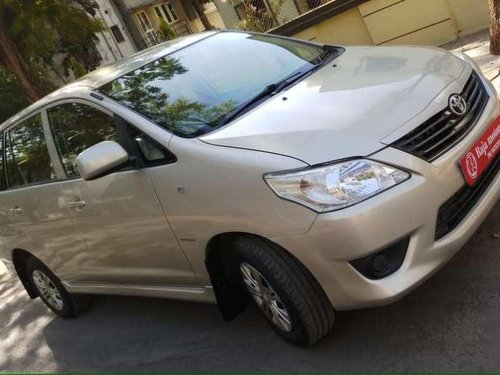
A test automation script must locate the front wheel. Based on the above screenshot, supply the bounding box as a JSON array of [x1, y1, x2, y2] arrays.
[[234, 236, 335, 347]]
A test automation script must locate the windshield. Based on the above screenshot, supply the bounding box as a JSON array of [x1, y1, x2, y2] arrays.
[[99, 32, 335, 138]]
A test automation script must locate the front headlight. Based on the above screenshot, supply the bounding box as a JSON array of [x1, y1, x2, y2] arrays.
[[264, 159, 410, 212]]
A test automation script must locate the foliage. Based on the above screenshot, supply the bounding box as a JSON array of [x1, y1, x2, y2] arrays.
[[0, 0, 106, 103], [73, 0, 99, 16], [159, 19, 176, 41], [3, 0, 106, 77], [0, 67, 29, 123]]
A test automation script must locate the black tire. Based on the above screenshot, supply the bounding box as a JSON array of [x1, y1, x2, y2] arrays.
[[232, 236, 335, 347], [26, 258, 89, 318]]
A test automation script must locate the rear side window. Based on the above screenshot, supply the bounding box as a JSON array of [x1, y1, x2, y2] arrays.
[[48, 103, 120, 178], [0, 133, 6, 190], [5, 114, 56, 188]]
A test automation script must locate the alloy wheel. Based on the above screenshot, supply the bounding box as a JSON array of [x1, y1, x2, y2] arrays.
[[240, 262, 292, 333], [32, 270, 64, 311]]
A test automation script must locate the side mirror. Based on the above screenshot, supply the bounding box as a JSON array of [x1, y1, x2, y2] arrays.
[[76, 141, 129, 181]]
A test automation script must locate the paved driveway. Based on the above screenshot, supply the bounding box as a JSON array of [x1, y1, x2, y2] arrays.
[[0, 203, 499, 372]]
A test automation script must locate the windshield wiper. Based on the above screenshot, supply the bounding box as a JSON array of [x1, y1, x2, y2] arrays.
[[216, 71, 308, 128], [215, 47, 335, 128]]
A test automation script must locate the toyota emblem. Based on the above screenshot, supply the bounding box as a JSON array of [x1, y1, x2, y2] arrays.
[[449, 94, 468, 116]]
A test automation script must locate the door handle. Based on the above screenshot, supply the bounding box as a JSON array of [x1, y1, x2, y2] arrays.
[[67, 200, 86, 209], [9, 207, 23, 215]]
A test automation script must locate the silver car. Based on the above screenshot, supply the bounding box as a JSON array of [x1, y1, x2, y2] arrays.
[[0, 31, 499, 347]]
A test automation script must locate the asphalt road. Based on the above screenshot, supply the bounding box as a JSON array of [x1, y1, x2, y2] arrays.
[[1, 203, 499, 372]]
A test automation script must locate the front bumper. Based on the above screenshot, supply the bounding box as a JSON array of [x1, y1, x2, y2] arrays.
[[272, 72, 500, 311]]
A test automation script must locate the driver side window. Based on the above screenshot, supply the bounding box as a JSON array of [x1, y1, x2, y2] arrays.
[[48, 102, 173, 178], [48, 103, 120, 178]]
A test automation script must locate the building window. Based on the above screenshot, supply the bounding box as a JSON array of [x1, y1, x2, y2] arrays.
[[136, 11, 153, 32], [110, 25, 125, 43], [134, 11, 162, 46], [154, 2, 179, 24]]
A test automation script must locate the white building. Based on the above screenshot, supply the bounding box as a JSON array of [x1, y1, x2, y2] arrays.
[[94, 0, 138, 64], [53, 0, 230, 81]]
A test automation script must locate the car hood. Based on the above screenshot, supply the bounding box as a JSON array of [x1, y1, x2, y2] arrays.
[[200, 46, 466, 165]]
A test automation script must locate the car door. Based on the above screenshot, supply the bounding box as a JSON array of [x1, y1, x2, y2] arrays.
[[46, 100, 198, 286], [0, 113, 83, 276]]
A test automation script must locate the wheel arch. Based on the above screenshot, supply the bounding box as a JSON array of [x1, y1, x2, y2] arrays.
[[205, 232, 249, 321], [205, 231, 328, 321], [12, 248, 40, 299]]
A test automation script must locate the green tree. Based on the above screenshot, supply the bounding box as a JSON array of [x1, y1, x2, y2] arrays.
[[0, 0, 105, 103], [159, 19, 176, 41], [0, 66, 29, 122]]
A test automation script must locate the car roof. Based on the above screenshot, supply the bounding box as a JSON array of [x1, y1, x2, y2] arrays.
[[0, 31, 218, 131]]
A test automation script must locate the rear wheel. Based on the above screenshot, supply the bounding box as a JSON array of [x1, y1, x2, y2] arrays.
[[26, 258, 89, 318], [233, 236, 335, 347]]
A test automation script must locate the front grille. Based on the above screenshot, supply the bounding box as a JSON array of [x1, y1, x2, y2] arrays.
[[435, 154, 500, 240], [392, 72, 489, 161]]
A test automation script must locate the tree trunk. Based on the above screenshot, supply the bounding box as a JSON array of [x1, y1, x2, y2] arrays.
[[0, 30, 44, 102], [0, 2, 44, 102], [191, 0, 214, 31], [490, 0, 500, 55]]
